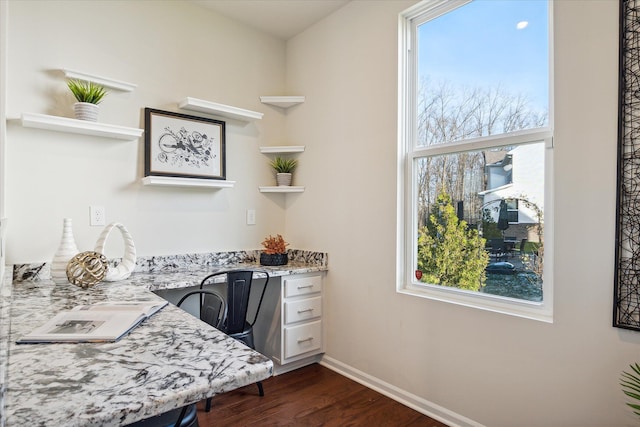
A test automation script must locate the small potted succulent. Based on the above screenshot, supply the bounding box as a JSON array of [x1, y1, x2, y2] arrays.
[[67, 79, 108, 122], [270, 157, 298, 186], [260, 234, 289, 266]]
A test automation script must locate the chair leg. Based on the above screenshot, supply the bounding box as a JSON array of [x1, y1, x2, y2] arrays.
[[174, 405, 188, 426], [205, 397, 212, 412], [257, 381, 264, 396]]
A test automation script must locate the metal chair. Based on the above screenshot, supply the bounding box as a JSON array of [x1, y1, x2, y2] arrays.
[[176, 289, 227, 413], [199, 270, 270, 400], [177, 289, 227, 329], [126, 403, 198, 427], [487, 238, 507, 260]]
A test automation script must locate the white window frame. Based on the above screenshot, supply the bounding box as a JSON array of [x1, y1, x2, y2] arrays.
[[396, 0, 554, 322]]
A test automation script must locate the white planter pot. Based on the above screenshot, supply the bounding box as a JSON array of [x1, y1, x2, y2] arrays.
[[74, 102, 99, 122], [276, 173, 292, 186]]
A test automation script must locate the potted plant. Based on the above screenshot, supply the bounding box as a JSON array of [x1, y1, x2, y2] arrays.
[[270, 157, 298, 186], [67, 79, 108, 122], [622, 363, 640, 419], [260, 234, 289, 266]]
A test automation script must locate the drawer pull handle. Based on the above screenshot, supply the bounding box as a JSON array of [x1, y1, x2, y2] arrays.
[[297, 336, 314, 343], [297, 284, 314, 289], [297, 308, 314, 313]]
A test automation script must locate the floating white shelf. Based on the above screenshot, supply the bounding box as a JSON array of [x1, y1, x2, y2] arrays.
[[62, 69, 137, 92], [178, 97, 263, 122], [259, 146, 305, 154], [259, 186, 305, 193], [142, 176, 235, 188], [17, 113, 143, 140], [260, 96, 305, 109]]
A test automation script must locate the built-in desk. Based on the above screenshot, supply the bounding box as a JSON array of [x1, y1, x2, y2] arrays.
[[0, 250, 327, 426]]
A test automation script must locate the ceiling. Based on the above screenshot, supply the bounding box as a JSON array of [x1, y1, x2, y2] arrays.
[[193, 0, 351, 40]]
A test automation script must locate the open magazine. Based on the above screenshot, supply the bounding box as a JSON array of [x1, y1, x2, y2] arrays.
[[16, 300, 168, 344]]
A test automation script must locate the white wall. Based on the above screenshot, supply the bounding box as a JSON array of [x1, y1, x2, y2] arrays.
[[286, 1, 639, 426], [1, 0, 8, 279], [5, 0, 290, 263]]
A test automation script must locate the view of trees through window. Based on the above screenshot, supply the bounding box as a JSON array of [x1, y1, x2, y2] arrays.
[[412, 1, 549, 302]]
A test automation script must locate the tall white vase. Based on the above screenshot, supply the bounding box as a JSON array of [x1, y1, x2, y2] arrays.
[[51, 218, 79, 284]]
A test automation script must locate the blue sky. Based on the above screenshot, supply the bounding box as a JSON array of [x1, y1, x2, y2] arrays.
[[418, 0, 549, 111]]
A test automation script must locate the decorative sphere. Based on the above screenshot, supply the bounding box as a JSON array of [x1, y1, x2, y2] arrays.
[[66, 251, 108, 288]]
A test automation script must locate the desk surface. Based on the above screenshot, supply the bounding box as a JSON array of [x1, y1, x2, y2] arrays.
[[1, 275, 274, 426]]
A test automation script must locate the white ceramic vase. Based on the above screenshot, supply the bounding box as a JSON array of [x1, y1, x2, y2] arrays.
[[74, 102, 99, 122], [51, 218, 80, 284], [276, 173, 292, 186], [94, 222, 137, 281]]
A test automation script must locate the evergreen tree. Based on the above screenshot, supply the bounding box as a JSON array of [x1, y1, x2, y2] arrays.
[[418, 192, 489, 291]]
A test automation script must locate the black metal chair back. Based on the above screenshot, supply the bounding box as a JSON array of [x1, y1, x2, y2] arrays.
[[199, 270, 269, 343], [175, 289, 228, 413], [224, 270, 255, 336], [176, 290, 227, 330]]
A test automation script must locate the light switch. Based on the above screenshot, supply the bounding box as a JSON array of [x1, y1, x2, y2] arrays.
[[246, 209, 256, 225]]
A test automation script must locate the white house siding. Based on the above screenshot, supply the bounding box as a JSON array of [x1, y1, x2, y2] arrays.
[[482, 142, 545, 228]]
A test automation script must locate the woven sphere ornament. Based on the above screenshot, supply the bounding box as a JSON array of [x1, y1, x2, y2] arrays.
[[66, 251, 108, 288]]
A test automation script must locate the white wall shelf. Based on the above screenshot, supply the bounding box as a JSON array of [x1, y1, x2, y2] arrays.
[[178, 97, 263, 122], [61, 69, 137, 92], [142, 176, 235, 188], [260, 146, 305, 154], [260, 146, 305, 192], [17, 113, 143, 140], [260, 96, 305, 109], [259, 186, 305, 193]]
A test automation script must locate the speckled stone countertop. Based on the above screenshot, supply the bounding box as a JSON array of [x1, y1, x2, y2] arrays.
[[1, 250, 327, 426]]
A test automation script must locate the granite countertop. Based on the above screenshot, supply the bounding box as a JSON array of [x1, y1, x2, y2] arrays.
[[0, 250, 327, 426]]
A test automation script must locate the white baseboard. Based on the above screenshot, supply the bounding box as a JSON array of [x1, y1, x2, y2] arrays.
[[319, 356, 484, 427]]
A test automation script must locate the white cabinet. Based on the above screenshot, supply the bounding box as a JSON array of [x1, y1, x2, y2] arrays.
[[255, 273, 324, 374], [284, 320, 322, 359]]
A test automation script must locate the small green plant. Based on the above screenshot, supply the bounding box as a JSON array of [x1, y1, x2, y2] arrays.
[[67, 80, 108, 104], [622, 363, 640, 418], [270, 157, 298, 173]]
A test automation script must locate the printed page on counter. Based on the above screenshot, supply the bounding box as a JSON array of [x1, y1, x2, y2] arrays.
[[16, 300, 168, 344]]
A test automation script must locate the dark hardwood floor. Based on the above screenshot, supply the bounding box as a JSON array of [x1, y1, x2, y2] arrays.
[[196, 364, 448, 426]]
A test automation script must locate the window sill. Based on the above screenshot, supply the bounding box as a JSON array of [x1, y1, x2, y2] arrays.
[[397, 282, 553, 323]]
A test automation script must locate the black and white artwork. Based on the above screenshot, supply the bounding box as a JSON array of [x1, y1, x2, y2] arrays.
[[144, 108, 226, 180], [615, 0, 640, 330]]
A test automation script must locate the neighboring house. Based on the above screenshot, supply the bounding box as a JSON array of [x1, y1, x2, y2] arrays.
[[479, 143, 545, 242]]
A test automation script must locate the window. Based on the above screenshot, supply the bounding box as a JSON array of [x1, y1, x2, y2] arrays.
[[398, 0, 553, 321], [506, 199, 519, 224]]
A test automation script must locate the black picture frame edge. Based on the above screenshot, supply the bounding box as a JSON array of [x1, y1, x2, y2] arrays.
[[614, 0, 640, 330]]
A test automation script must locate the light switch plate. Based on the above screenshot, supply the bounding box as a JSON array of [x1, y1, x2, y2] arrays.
[[246, 209, 256, 225]]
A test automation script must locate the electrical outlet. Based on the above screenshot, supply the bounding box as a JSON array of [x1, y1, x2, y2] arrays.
[[246, 209, 256, 225], [90, 206, 106, 226]]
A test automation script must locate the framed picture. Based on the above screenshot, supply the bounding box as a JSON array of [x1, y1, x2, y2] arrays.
[[144, 108, 226, 180], [615, 0, 640, 330]]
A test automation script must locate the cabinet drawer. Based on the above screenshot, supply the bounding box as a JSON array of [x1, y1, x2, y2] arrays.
[[284, 296, 322, 324], [284, 275, 322, 298], [284, 320, 322, 359]]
